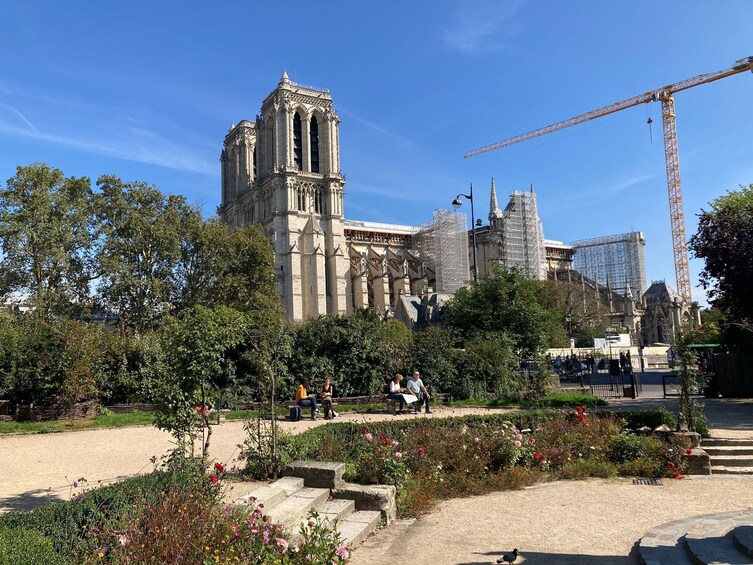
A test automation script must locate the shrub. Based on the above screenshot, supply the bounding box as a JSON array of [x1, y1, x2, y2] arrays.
[[619, 408, 675, 431], [608, 433, 646, 463], [0, 526, 65, 565], [559, 458, 617, 480]]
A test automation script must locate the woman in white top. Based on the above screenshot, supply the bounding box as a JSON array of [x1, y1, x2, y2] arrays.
[[386, 374, 406, 414]]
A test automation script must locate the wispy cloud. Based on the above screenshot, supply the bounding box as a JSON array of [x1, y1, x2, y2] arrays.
[[442, 0, 526, 54], [0, 102, 38, 132], [604, 173, 658, 194], [0, 84, 217, 176], [338, 106, 413, 146], [0, 120, 217, 176]]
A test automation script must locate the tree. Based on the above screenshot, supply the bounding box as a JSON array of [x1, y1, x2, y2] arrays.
[[0, 163, 95, 318], [95, 175, 196, 333], [689, 184, 753, 320], [442, 267, 566, 355]]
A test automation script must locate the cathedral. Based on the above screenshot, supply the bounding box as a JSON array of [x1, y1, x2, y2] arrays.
[[218, 72, 469, 321], [219, 73, 700, 345]]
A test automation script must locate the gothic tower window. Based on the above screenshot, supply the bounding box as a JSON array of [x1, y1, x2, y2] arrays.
[[314, 187, 324, 214], [293, 112, 303, 170], [310, 116, 320, 173], [297, 187, 305, 211], [253, 146, 257, 178]]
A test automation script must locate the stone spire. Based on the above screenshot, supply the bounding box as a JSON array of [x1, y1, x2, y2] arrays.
[[280, 69, 290, 84], [489, 177, 502, 222]]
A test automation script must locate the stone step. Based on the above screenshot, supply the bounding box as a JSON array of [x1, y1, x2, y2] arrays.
[[234, 476, 305, 509], [703, 439, 753, 447], [711, 466, 753, 475], [685, 519, 751, 565], [734, 526, 753, 558], [336, 510, 382, 547], [638, 510, 753, 565], [264, 487, 331, 529], [705, 446, 753, 456], [318, 498, 357, 523], [709, 455, 753, 467]]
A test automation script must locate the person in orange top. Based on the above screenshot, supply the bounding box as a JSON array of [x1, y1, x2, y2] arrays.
[[295, 377, 318, 420]]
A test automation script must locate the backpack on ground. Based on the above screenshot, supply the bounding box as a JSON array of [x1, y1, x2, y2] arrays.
[[289, 405, 302, 422]]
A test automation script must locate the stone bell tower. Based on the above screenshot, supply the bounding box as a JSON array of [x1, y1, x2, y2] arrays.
[[219, 71, 348, 320]]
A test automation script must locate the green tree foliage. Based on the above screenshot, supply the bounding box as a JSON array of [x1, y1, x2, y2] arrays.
[[442, 267, 566, 355], [95, 175, 197, 333], [0, 163, 95, 318], [283, 310, 403, 398], [461, 335, 523, 399], [689, 184, 753, 320], [408, 326, 462, 398], [152, 306, 250, 453]]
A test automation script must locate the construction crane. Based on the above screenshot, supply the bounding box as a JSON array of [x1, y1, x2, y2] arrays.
[[465, 56, 753, 303]]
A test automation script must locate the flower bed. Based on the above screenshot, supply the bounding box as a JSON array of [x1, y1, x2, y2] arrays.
[[0, 458, 350, 564], [269, 409, 694, 517]]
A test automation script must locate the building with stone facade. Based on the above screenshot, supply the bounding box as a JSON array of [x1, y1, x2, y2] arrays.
[[218, 73, 467, 321], [219, 73, 700, 343]]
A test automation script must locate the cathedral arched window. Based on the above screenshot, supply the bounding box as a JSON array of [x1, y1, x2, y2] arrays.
[[314, 187, 324, 214], [297, 187, 305, 211], [293, 112, 303, 170], [252, 146, 257, 178], [310, 116, 320, 173]]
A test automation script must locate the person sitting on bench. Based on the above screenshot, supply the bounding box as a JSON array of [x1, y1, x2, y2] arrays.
[[320, 377, 337, 420], [386, 374, 406, 415], [295, 377, 318, 420]]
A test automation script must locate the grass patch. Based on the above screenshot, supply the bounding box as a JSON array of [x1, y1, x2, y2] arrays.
[[0, 410, 154, 435], [448, 392, 607, 409]]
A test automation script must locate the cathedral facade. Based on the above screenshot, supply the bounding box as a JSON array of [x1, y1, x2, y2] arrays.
[[218, 73, 464, 321]]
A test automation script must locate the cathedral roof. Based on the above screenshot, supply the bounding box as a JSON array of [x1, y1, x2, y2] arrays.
[[643, 280, 681, 305]]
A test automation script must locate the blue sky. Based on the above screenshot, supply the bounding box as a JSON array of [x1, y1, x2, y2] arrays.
[[1, 1, 751, 305]]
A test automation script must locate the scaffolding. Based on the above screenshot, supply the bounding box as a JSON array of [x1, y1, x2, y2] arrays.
[[499, 191, 547, 280], [415, 210, 470, 292], [571, 231, 647, 298]]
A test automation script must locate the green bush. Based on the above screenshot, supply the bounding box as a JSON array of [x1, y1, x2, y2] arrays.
[[608, 434, 646, 463], [559, 458, 617, 480], [619, 408, 675, 431], [0, 526, 65, 565]]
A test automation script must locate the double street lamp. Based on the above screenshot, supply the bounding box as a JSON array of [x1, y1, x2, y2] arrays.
[[452, 183, 478, 282]]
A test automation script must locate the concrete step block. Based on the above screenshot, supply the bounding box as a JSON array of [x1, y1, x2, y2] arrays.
[[265, 487, 330, 529], [685, 525, 748, 565], [336, 510, 382, 547], [711, 465, 753, 475], [234, 484, 290, 509], [703, 438, 753, 447], [318, 498, 356, 523], [709, 455, 753, 467], [705, 446, 753, 456], [284, 460, 346, 489]]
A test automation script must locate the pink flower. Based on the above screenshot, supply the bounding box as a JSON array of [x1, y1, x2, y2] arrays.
[[276, 538, 289, 552], [336, 545, 350, 559], [516, 434, 523, 440], [529, 438, 536, 445], [263, 529, 270, 543], [462, 444, 468, 452], [395, 451, 402, 458], [391, 440, 399, 447], [364, 433, 373, 442], [514, 441, 522, 448], [502, 423, 509, 429]]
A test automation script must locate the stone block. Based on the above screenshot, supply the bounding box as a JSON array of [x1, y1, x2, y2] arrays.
[[284, 460, 345, 489], [670, 431, 701, 447], [331, 483, 396, 523], [685, 448, 711, 475]]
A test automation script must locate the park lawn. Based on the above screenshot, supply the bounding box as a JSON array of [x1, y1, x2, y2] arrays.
[[0, 410, 155, 434]]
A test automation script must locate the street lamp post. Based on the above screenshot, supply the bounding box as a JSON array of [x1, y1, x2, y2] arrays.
[[452, 183, 478, 282]]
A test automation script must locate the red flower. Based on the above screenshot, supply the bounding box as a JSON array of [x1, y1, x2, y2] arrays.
[[686, 448, 693, 455], [214, 463, 225, 473], [667, 462, 676, 469], [210, 475, 218, 484], [673, 471, 682, 479], [361, 428, 367, 434], [419, 448, 425, 456]]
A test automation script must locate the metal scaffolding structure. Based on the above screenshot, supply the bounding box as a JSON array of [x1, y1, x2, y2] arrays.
[[415, 210, 470, 293], [499, 191, 547, 280], [571, 231, 647, 298]]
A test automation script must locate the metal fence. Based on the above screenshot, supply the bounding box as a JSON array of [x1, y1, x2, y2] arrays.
[[553, 350, 642, 399]]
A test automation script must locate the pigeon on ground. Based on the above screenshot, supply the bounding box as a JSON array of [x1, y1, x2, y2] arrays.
[[497, 548, 518, 564]]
